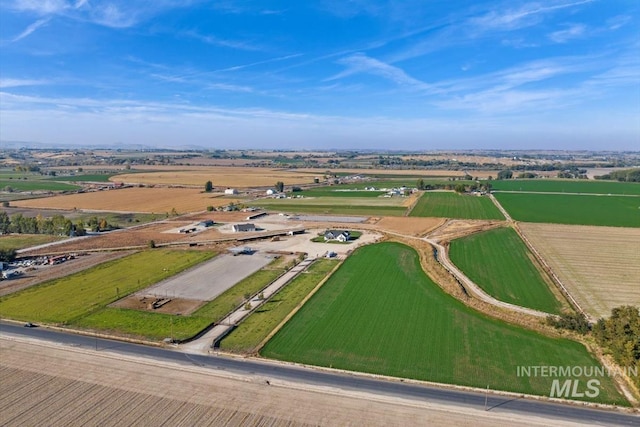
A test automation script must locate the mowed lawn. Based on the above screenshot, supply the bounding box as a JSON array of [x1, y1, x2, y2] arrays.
[[449, 227, 563, 314], [495, 193, 640, 227], [261, 242, 625, 404], [409, 192, 504, 220], [0, 250, 215, 324], [0, 234, 66, 250]]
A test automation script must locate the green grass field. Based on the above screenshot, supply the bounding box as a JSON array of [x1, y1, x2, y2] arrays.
[[220, 259, 339, 352], [0, 234, 66, 250], [71, 256, 289, 341], [449, 227, 563, 314], [409, 192, 504, 220], [492, 179, 640, 195], [261, 242, 625, 404], [0, 179, 79, 192], [0, 250, 215, 324], [47, 174, 115, 182], [495, 193, 640, 227]]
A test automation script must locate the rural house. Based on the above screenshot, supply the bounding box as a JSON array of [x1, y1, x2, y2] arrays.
[[324, 230, 350, 242], [232, 223, 256, 232]]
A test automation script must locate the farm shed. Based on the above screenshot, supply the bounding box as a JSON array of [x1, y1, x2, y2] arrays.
[[232, 223, 256, 232], [197, 219, 215, 227], [224, 188, 239, 195], [324, 230, 350, 242]]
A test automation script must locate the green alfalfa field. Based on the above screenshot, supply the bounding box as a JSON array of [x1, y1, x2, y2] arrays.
[[449, 227, 564, 314], [494, 192, 640, 227], [409, 192, 504, 220], [261, 242, 626, 404]]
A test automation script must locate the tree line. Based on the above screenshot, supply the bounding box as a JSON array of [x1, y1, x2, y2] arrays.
[[548, 306, 640, 389], [595, 168, 640, 182], [0, 212, 112, 237]]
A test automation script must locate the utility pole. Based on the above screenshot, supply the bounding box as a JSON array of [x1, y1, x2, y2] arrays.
[[484, 384, 489, 411]]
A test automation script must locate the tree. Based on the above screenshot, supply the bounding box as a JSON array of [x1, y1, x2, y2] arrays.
[[454, 184, 466, 193], [204, 180, 213, 192], [148, 240, 156, 248], [0, 211, 10, 234], [275, 181, 284, 192], [0, 248, 17, 262], [206, 205, 214, 212], [417, 178, 425, 190], [497, 169, 513, 180]]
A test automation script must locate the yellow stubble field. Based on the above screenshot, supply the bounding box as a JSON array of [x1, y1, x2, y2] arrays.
[[12, 188, 238, 213], [519, 222, 640, 319], [111, 167, 319, 187]]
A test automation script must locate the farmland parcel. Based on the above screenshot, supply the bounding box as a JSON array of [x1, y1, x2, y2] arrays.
[[449, 227, 563, 314], [261, 242, 625, 404], [220, 258, 339, 353], [0, 250, 215, 324], [409, 192, 504, 220], [494, 193, 640, 227], [519, 223, 640, 319], [491, 179, 640, 195]]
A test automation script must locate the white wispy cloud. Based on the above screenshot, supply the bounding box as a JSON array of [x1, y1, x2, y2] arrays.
[[185, 30, 262, 51], [12, 18, 50, 42], [470, 1, 595, 32], [328, 53, 429, 89], [0, 78, 49, 88], [9, 0, 201, 29], [606, 15, 631, 31], [548, 24, 587, 43]]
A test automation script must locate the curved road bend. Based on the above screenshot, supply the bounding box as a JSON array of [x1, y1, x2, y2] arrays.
[[1, 323, 637, 426]]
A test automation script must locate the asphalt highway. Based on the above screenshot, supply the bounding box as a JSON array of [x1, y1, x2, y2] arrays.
[[1, 321, 638, 426]]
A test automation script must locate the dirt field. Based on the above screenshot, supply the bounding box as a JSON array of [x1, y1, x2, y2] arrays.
[[0, 337, 588, 427], [111, 295, 204, 315], [519, 223, 640, 319], [139, 253, 274, 301], [12, 188, 239, 213], [19, 221, 225, 255], [373, 217, 445, 237], [426, 219, 506, 243], [112, 167, 319, 187]]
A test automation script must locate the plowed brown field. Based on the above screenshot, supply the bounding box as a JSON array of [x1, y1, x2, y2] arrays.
[[0, 338, 580, 427], [519, 223, 640, 318], [13, 188, 238, 213]]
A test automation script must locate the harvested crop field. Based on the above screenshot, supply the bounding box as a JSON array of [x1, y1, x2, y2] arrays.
[[0, 338, 564, 427], [12, 187, 238, 214], [519, 223, 640, 319], [112, 167, 318, 187]]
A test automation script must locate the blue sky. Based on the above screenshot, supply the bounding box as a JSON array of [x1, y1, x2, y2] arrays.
[[1, 1, 638, 151]]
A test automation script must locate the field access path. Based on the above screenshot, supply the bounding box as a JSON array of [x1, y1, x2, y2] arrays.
[[424, 237, 552, 319], [180, 257, 317, 354]]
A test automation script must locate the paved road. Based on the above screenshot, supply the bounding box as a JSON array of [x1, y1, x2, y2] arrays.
[[1, 322, 637, 426]]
